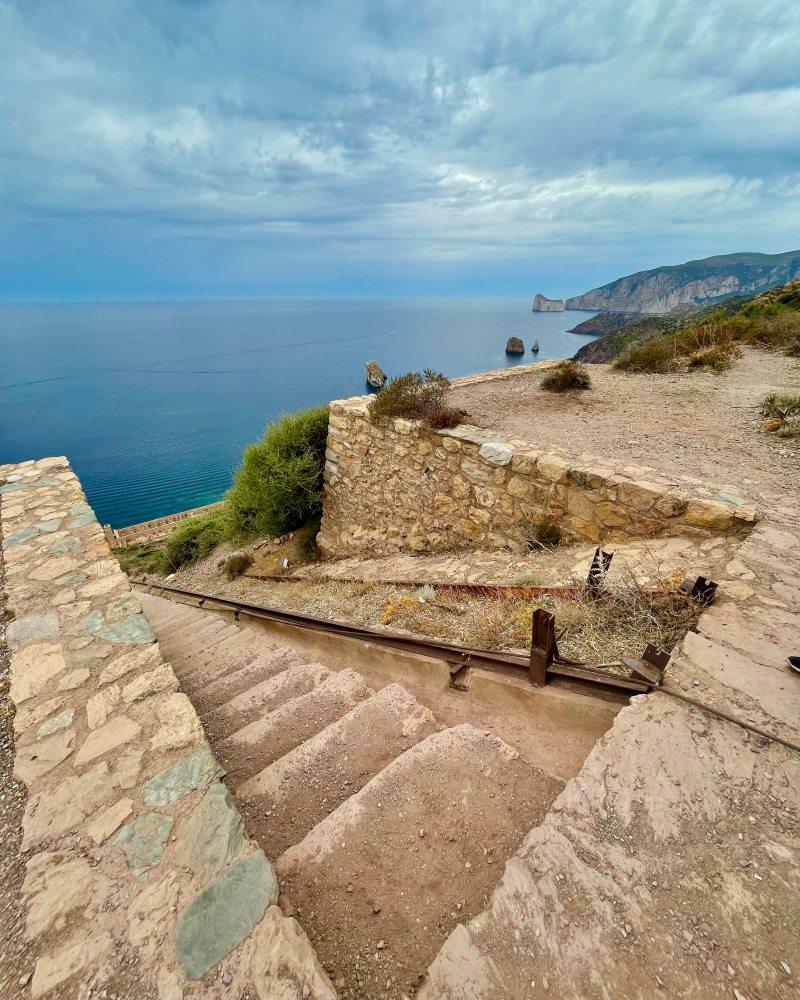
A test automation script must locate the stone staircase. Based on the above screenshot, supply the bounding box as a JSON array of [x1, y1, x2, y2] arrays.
[[138, 591, 565, 999]]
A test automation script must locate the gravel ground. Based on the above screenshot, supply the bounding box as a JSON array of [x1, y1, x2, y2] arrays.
[[451, 348, 799, 501], [0, 546, 39, 997]]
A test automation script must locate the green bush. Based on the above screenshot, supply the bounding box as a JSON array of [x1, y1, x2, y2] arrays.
[[221, 551, 253, 580], [540, 360, 592, 392], [114, 544, 169, 577], [224, 404, 330, 541], [162, 511, 225, 571], [369, 370, 452, 426]]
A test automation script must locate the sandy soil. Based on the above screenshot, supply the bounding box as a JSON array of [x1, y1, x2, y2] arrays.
[[451, 348, 799, 501]]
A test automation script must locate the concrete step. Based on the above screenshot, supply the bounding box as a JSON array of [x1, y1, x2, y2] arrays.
[[178, 637, 295, 696], [157, 618, 242, 656], [276, 724, 565, 1000], [190, 646, 301, 713], [238, 683, 440, 858], [203, 661, 331, 738], [137, 592, 201, 628], [215, 669, 372, 787]]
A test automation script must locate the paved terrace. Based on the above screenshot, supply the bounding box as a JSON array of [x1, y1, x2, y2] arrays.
[[0, 458, 334, 999]]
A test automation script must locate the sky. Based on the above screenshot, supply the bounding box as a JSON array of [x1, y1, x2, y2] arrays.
[[1, 0, 799, 301]]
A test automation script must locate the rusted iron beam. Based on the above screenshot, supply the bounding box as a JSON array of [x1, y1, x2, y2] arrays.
[[132, 579, 650, 695]]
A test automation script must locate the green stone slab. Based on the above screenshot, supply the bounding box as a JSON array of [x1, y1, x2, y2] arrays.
[[68, 513, 96, 528], [175, 783, 245, 882], [2, 526, 40, 549], [98, 613, 156, 644], [142, 748, 224, 807], [49, 536, 81, 555], [176, 852, 278, 980], [114, 812, 174, 881], [6, 614, 60, 651]]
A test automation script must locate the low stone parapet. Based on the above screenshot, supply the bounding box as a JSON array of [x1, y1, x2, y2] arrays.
[[318, 395, 757, 559], [0, 458, 335, 998]]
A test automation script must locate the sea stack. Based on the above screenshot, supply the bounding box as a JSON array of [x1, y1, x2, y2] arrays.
[[531, 340, 540, 353], [505, 337, 525, 355], [532, 293, 565, 312], [365, 360, 386, 388]]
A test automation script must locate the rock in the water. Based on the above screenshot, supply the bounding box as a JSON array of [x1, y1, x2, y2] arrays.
[[532, 294, 565, 312], [505, 337, 525, 355], [531, 340, 540, 352], [365, 360, 386, 388]]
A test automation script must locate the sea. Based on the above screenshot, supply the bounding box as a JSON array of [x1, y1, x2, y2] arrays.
[[0, 299, 596, 528]]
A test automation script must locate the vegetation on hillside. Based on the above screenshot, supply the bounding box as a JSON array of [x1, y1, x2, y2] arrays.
[[612, 280, 800, 374], [137, 404, 329, 574], [369, 370, 464, 428], [224, 404, 329, 541]]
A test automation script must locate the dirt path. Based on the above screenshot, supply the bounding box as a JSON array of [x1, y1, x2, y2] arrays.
[[451, 348, 799, 501]]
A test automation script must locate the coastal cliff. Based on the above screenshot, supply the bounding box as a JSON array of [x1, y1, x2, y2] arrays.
[[532, 293, 565, 312], [564, 249, 800, 314]]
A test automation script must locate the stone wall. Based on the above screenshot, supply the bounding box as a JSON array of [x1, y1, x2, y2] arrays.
[[318, 394, 757, 559], [107, 500, 223, 549], [0, 458, 335, 999]]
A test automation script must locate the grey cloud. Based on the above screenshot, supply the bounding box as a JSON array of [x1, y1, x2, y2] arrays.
[[1, 0, 799, 298]]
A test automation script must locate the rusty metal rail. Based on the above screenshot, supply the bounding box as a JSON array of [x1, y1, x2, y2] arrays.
[[131, 578, 649, 696]]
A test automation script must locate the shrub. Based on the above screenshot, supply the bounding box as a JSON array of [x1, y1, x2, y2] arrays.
[[369, 370, 452, 426], [686, 344, 737, 372], [761, 393, 800, 437], [114, 544, 169, 577], [540, 360, 592, 392], [162, 511, 225, 571], [224, 405, 329, 541], [523, 517, 562, 550], [221, 551, 253, 579], [426, 406, 466, 430]]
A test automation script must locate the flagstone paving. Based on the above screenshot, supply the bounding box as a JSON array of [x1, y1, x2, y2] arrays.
[[0, 457, 336, 998]]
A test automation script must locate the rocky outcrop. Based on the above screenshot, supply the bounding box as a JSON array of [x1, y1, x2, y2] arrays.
[[531, 294, 565, 312], [531, 340, 540, 353], [505, 337, 525, 355], [564, 249, 800, 314], [567, 312, 636, 336], [365, 360, 386, 388]]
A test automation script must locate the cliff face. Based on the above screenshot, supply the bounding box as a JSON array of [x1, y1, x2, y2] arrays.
[[532, 293, 565, 312], [564, 250, 800, 314]]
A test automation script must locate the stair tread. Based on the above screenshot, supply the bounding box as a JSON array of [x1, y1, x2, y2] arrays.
[[238, 682, 440, 857], [215, 668, 372, 787], [203, 661, 330, 738], [177, 635, 287, 693], [276, 724, 565, 1000], [191, 646, 301, 711]]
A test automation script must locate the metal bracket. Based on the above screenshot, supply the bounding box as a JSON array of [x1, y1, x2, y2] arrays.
[[679, 575, 718, 606], [529, 608, 556, 686], [586, 547, 613, 596], [448, 661, 472, 691], [624, 643, 670, 687]]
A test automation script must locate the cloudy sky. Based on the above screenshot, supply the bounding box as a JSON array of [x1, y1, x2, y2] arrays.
[[1, 0, 799, 300]]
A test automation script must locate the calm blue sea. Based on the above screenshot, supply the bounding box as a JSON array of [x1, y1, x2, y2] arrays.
[[0, 299, 595, 528]]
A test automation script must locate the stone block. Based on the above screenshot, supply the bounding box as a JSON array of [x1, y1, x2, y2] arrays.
[[479, 441, 514, 466], [175, 852, 278, 980], [683, 499, 734, 531]]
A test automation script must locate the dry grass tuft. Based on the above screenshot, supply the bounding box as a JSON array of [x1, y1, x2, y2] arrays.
[[220, 571, 701, 667]]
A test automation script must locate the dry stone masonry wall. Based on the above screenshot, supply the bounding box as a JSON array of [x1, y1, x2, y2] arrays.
[[318, 390, 758, 560], [0, 458, 335, 999]]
